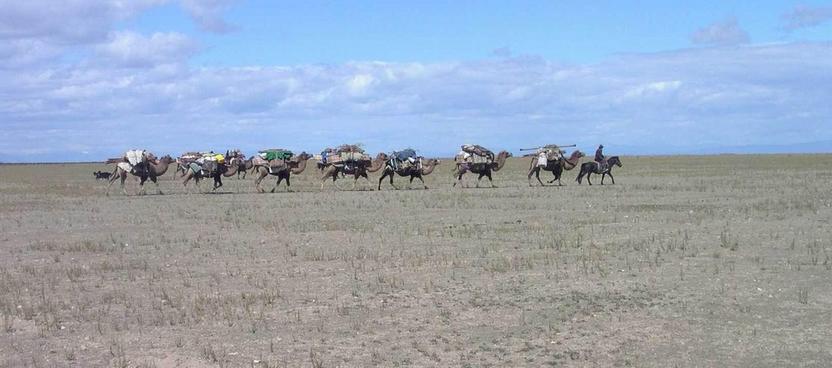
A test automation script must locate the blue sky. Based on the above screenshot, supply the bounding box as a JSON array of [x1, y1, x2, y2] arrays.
[[1, 0, 831, 161]]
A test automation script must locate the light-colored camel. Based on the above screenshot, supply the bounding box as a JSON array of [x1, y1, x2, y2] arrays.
[[320, 153, 388, 190], [106, 155, 175, 196], [181, 159, 240, 192], [253, 152, 312, 193], [527, 150, 585, 187], [452, 151, 512, 188], [377, 158, 441, 190]]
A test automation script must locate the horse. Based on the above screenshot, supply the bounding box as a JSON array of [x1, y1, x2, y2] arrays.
[[576, 156, 622, 185]]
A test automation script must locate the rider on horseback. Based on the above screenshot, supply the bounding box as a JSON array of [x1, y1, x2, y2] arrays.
[[595, 144, 607, 172]]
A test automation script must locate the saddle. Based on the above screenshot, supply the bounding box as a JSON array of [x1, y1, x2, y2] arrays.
[[595, 161, 608, 173]]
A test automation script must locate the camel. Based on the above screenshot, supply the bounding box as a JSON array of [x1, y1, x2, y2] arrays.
[[222, 150, 254, 179], [174, 160, 188, 178], [452, 151, 512, 188], [320, 153, 388, 190], [527, 150, 585, 187], [377, 158, 441, 190], [181, 159, 240, 192], [236, 157, 254, 179], [253, 152, 312, 193], [576, 156, 623, 185], [106, 155, 175, 196]]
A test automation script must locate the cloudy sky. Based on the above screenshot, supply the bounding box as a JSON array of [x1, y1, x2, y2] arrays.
[[1, 0, 831, 161]]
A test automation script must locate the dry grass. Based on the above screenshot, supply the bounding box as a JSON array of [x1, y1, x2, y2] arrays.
[[0, 154, 830, 367]]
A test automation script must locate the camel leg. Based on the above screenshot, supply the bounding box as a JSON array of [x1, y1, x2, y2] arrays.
[[105, 169, 118, 196], [414, 175, 427, 189], [255, 170, 266, 193], [151, 176, 162, 195], [378, 171, 390, 190], [528, 168, 539, 187], [454, 171, 465, 188], [138, 176, 147, 196], [535, 169, 544, 186], [362, 172, 372, 190], [487, 172, 496, 188], [106, 170, 119, 196], [272, 176, 284, 193], [120, 173, 129, 195], [321, 169, 336, 191], [321, 173, 335, 191], [390, 173, 398, 190], [285, 175, 292, 192], [182, 172, 189, 188]]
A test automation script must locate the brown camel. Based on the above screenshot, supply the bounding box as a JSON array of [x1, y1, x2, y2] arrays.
[[181, 159, 240, 192], [106, 155, 175, 196], [320, 153, 388, 190], [527, 150, 585, 187], [377, 158, 441, 190], [253, 152, 312, 193], [452, 151, 512, 188]]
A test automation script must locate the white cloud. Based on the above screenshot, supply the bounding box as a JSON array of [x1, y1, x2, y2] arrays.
[[0, 0, 165, 45], [179, 0, 238, 33], [0, 0, 236, 69], [95, 31, 198, 67], [690, 17, 750, 46], [782, 5, 832, 30], [2, 42, 830, 160]]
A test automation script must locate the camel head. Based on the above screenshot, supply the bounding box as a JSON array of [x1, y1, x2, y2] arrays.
[[158, 155, 175, 164], [294, 152, 313, 161], [424, 158, 440, 166], [571, 150, 585, 159], [375, 152, 389, 161]]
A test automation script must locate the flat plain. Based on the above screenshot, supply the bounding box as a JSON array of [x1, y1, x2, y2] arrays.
[[1, 154, 830, 367]]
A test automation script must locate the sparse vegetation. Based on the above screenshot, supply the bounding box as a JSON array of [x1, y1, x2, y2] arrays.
[[0, 155, 829, 366]]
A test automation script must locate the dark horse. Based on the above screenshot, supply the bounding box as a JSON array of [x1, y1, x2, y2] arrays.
[[576, 156, 622, 185]]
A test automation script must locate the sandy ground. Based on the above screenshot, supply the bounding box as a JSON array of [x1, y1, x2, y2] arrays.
[[0, 154, 830, 367]]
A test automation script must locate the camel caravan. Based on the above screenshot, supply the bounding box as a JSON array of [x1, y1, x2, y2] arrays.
[[101, 143, 621, 195]]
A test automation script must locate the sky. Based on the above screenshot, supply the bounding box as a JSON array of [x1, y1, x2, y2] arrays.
[[1, 0, 831, 162]]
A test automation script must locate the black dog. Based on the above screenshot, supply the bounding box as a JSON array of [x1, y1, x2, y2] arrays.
[[94, 171, 112, 180]]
